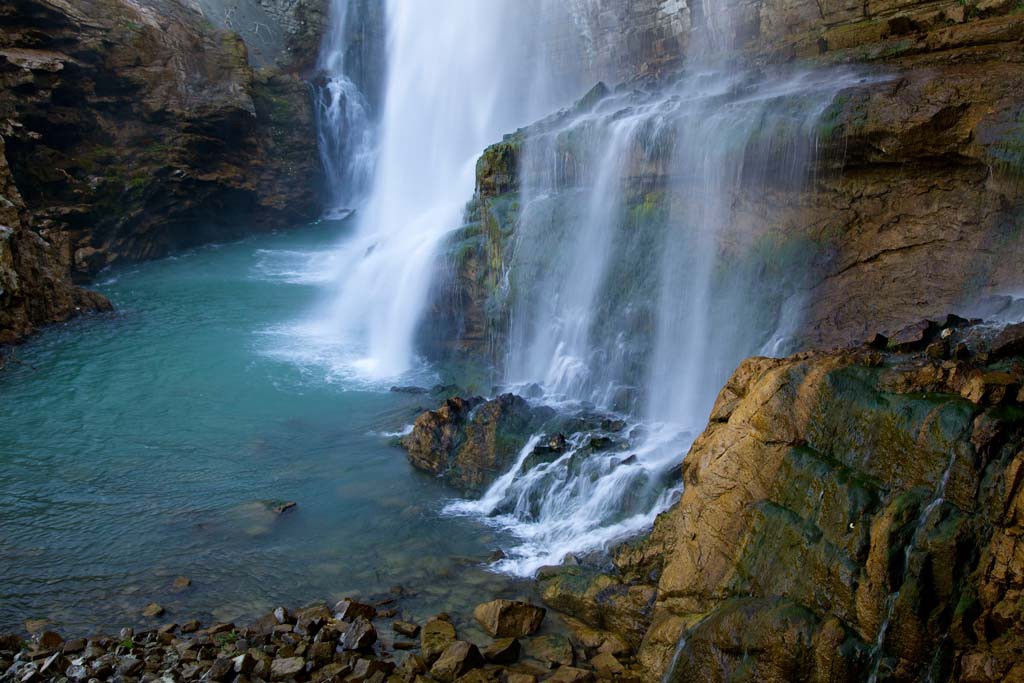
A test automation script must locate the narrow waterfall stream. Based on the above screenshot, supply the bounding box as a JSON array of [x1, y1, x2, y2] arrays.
[[315, 0, 378, 216], [443, 68, 870, 575]]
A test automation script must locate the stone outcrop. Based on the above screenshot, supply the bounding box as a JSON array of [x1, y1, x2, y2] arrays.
[[0, 0, 323, 344], [540, 318, 1024, 681], [400, 394, 556, 495]]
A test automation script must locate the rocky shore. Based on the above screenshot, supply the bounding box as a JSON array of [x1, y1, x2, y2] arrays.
[[398, 314, 1024, 682], [0, 595, 641, 683]]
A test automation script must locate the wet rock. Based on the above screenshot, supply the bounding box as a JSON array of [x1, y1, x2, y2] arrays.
[[61, 639, 85, 654], [269, 656, 305, 681], [142, 603, 164, 618], [333, 599, 376, 621], [232, 653, 255, 675], [339, 618, 376, 652], [181, 620, 201, 634], [472, 600, 546, 638], [420, 618, 457, 664], [481, 637, 520, 664], [272, 502, 297, 515], [402, 394, 554, 493], [390, 386, 429, 394], [172, 576, 191, 589], [888, 319, 940, 351], [206, 657, 234, 681], [523, 635, 573, 668], [546, 666, 594, 682], [990, 322, 1024, 360], [37, 633, 62, 651], [393, 621, 420, 638], [589, 651, 624, 675], [117, 658, 144, 676], [348, 657, 394, 681], [429, 641, 483, 682]]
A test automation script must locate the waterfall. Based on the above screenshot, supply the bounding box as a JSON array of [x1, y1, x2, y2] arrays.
[[449, 67, 864, 575], [315, 0, 377, 216], [302, 0, 582, 382]]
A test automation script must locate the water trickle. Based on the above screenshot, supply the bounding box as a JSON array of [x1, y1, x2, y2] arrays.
[[866, 451, 958, 683], [315, 0, 377, 216]]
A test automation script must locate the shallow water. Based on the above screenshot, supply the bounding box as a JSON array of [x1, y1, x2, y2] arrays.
[[0, 220, 529, 636]]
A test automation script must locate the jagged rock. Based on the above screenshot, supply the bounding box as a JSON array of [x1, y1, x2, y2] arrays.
[[429, 641, 483, 682], [472, 600, 545, 638], [339, 618, 376, 652], [402, 394, 554, 493], [542, 337, 1024, 682], [333, 599, 376, 621]]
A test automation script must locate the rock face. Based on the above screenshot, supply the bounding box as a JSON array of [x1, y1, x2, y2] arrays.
[[0, 135, 110, 344], [1, 0, 323, 344], [540, 320, 1024, 682], [400, 394, 555, 494], [423, 2, 1024, 371]]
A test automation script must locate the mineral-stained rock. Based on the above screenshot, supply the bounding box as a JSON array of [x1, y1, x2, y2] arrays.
[[420, 617, 457, 664], [472, 600, 545, 638], [531, 327, 1024, 682], [401, 394, 554, 493], [429, 641, 483, 682]]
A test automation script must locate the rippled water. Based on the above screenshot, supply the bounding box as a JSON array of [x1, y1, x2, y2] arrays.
[[0, 220, 530, 636]]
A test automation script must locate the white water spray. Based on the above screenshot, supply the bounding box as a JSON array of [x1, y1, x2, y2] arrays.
[[301, 1, 581, 382]]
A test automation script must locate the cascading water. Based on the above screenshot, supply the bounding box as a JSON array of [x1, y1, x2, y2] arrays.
[[446, 19, 875, 574], [315, 0, 377, 216], [294, 1, 582, 382]]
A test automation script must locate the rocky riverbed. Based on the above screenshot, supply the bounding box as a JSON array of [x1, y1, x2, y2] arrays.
[[0, 594, 641, 683]]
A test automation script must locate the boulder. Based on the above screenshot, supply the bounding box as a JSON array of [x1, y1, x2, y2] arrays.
[[269, 656, 305, 681], [402, 394, 553, 493], [340, 618, 376, 652], [420, 618, 457, 664], [523, 635, 573, 668], [429, 641, 483, 682], [472, 600, 546, 638]]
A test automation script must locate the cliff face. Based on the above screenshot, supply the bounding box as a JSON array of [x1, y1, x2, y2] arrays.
[[0, 0, 323, 344], [539, 319, 1024, 681], [424, 2, 1024, 369]]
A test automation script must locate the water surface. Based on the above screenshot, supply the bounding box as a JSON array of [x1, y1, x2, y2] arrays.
[[0, 220, 527, 636]]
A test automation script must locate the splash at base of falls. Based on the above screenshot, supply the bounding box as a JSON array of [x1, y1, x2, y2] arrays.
[[443, 418, 689, 577]]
